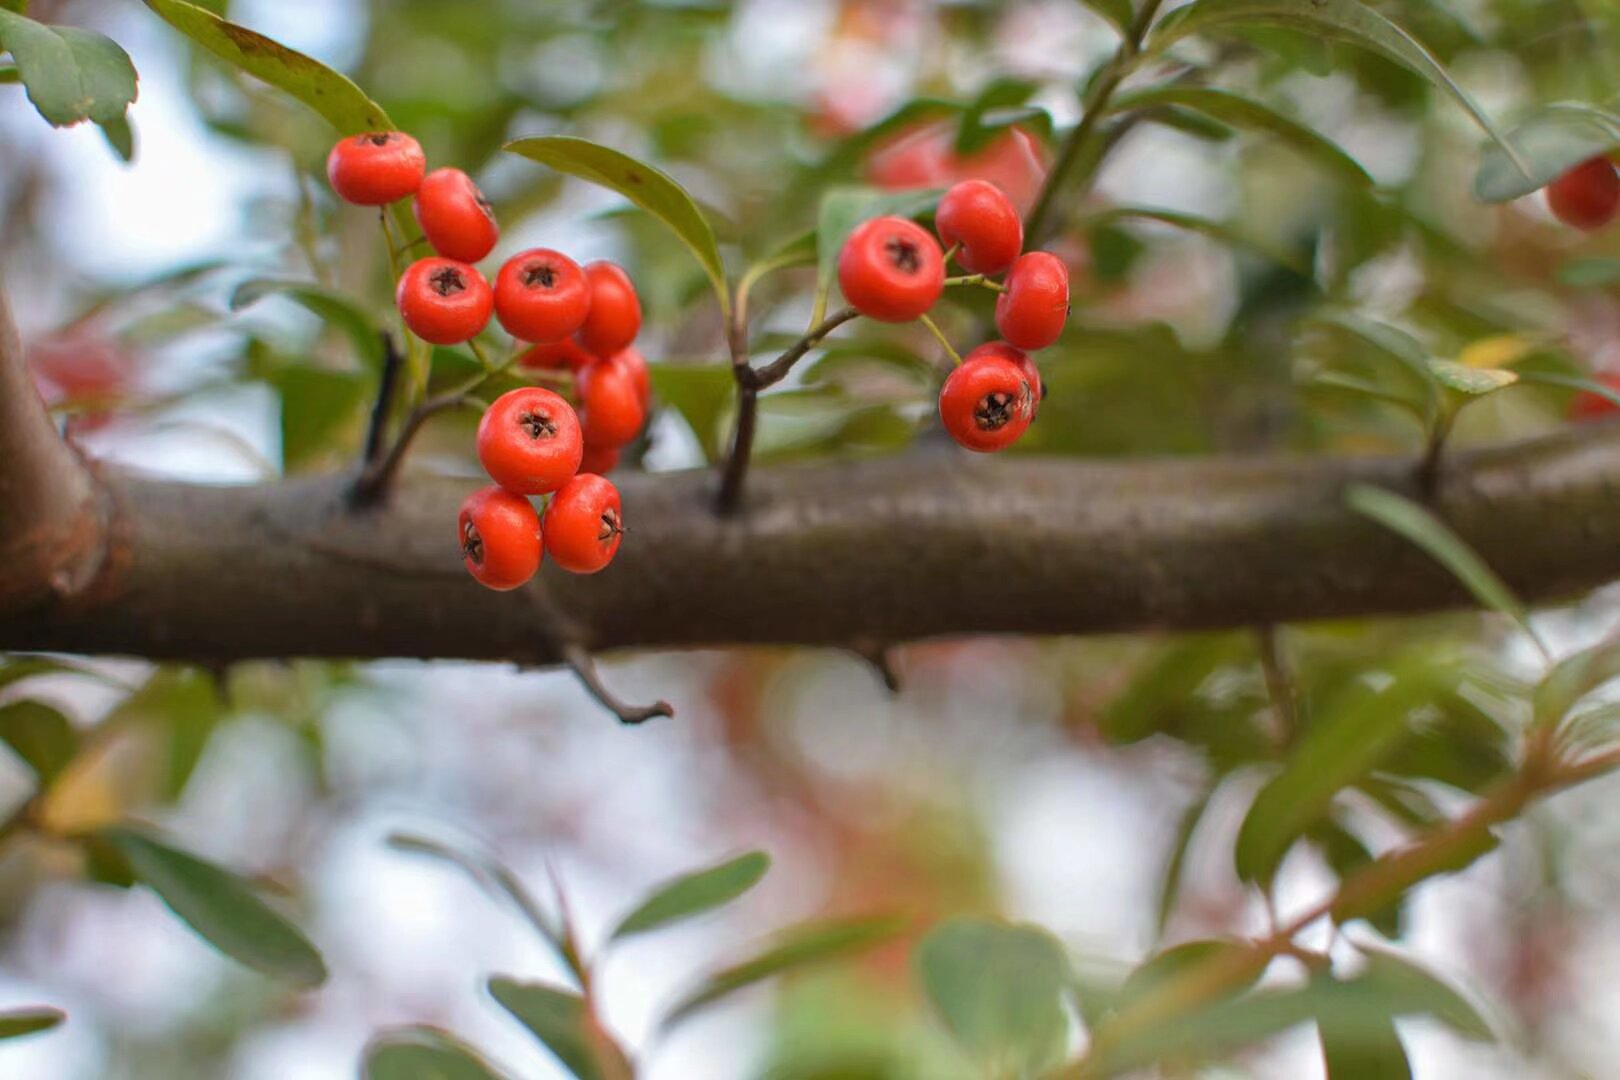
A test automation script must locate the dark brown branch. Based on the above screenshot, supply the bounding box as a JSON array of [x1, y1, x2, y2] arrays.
[[349, 390, 472, 507], [8, 425, 1620, 667], [361, 332, 404, 467]]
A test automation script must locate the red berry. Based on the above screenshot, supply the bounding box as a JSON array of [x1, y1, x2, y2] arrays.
[[326, 132, 426, 205], [837, 216, 945, 322], [965, 341, 1042, 419], [494, 249, 591, 343], [578, 352, 647, 449], [1547, 157, 1620, 231], [865, 122, 1048, 212], [459, 485, 541, 591], [606, 345, 652, 407], [936, 180, 1023, 275], [1570, 372, 1620, 421], [518, 338, 595, 373], [543, 474, 624, 574], [476, 386, 584, 494], [575, 261, 642, 357], [938, 351, 1034, 452], [995, 252, 1069, 350], [396, 258, 493, 345], [579, 444, 621, 475], [414, 167, 499, 262]]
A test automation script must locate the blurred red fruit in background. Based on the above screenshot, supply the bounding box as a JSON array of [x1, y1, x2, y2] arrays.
[[865, 122, 1048, 212]]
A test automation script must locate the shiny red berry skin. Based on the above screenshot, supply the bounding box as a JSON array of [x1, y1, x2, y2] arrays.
[[476, 387, 584, 494], [579, 443, 621, 475], [938, 352, 1034, 452], [326, 132, 426, 205], [494, 249, 591, 343], [414, 168, 499, 262], [575, 261, 642, 358], [1570, 372, 1620, 421], [607, 345, 652, 407], [395, 258, 493, 345], [936, 180, 1023, 275], [459, 485, 541, 591], [543, 474, 624, 574], [995, 252, 1069, 350], [1547, 157, 1620, 231], [578, 352, 648, 449], [965, 341, 1042, 419], [518, 338, 595, 373], [837, 216, 945, 322]]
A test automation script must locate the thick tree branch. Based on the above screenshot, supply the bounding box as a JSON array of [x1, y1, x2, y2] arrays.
[[6, 424, 1620, 663]]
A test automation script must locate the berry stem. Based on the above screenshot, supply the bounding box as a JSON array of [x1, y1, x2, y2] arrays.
[[468, 337, 495, 373], [378, 207, 404, 282], [918, 313, 963, 366], [941, 241, 961, 269], [943, 273, 1007, 294]]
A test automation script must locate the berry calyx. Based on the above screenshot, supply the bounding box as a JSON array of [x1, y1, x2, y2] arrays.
[[1570, 372, 1620, 422], [965, 341, 1043, 420], [459, 485, 542, 591], [1547, 157, 1620, 231], [938, 351, 1034, 452], [476, 386, 584, 494], [995, 251, 1069, 351], [414, 167, 499, 262], [395, 258, 493, 345], [543, 473, 624, 574], [575, 261, 643, 358], [936, 180, 1023, 275], [326, 132, 426, 206], [578, 351, 648, 449], [837, 215, 945, 322], [494, 249, 591, 343]]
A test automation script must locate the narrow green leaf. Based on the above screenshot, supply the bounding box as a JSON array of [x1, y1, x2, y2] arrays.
[[1560, 257, 1620, 288], [0, 11, 137, 128], [610, 851, 769, 942], [99, 825, 327, 987], [1356, 945, 1494, 1042], [818, 186, 943, 305], [1346, 485, 1531, 635], [915, 917, 1069, 1076], [1112, 86, 1374, 189], [0, 1007, 63, 1041], [1150, 0, 1527, 178], [952, 77, 1041, 155], [1426, 359, 1517, 396], [1080, 0, 1133, 37], [271, 365, 368, 470], [142, 0, 390, 133], [505, 136, 728, 316], [489, 978, 629, 1080], [1085, 206, 1314, 278], [660, 915, 907, 1032], [1536, 635, 1620, 729], [363, 1028, 510, 1080], [647, 362, 735, 461], [231, 278, 385, 372], [385, 833, 563, 956], [1316, 977, 1413, 1080], [1475, 105, 1620, 202], [0, 701, 78, 786], [1155, 791, 1213, 935], [1516, 370, 1620, 412], [1114, 940, 1267, 1018]]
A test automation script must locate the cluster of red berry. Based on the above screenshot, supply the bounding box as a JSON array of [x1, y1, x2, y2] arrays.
[[327, 131, 648, 590], [1546, 155, 1620, 231], [836, 179, 1069, 452]]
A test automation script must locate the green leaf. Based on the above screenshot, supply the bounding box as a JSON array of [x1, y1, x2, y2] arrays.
[[141, 0, 390, 133], [0, 1007, 64, 1041], [488, 978, 629, 1080], [106, 667, 224, 800], [1346, 485, 1531, 638], [661, 915, 907, 1032], [1536, 635, 1620, 730], [99, 824, 327, 986], [915, 917, 1069, 1076], [1475, 105, 1620, 203], [1081, 0, 1134, 37], [363, 1028, 510, 1080], [1516, 370, 1620, 413], [1085, 206, 1314, 278], [1355, 945, 1494, 1042], [1425, 359, 1517, 396], [99, 113, 135, 162], [232, 278, 384, 372], [505, 136, 728, 316], [0, 10, 137, 128], [1150, 0, 1526, 179], [610, 851, 769, 942], [818, 186, 943, 305], [1560, 257, 1620, 288], [952, 78, 1041, 155], [0, 701, 78, 786], [271, 365, 368, 471], [1114, 940, 1267, 1018], [1316, 976, 1412, 1080], [1112, 86, 1374, 189], [647, 362, 735, 461], [385, 833, 562, 954]]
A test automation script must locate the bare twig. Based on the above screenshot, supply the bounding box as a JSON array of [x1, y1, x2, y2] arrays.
[[561, 643, 674, 725], [361, 332, 405, 468]]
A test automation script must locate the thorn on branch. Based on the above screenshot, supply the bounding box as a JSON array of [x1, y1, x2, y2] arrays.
[[561, 643, 674, 725], [852, 640, 902, 694]]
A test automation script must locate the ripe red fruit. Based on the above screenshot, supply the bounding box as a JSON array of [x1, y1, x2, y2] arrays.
[[578, 352, 647, 449], [865, 122, 1048, 212], [543, 474, 624, 574], [459, 485, 541, 591], [518, 338, 595, 373], [579, 444, 621, 475], [1547, 157, 1620, 231], [1569, 372, 1620, 421], [837, 216, 945, 322], [476, 386, 584, 494], [936, 180, 1023, 275], [414, 168, 499, 262], [495, 249, 590, 343], [326, 132, 426, 205], [995, 252, 1069, 350], [938, 351, 1034, 452], [395, 258, 493, 344], [606, 345, 652, 407], [575, 261, 642, 357], [965, 341, 1042, 419]]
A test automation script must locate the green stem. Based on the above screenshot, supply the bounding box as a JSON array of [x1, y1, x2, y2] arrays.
[[943, 273, 1007, 294], [918, 313, 963, 366]]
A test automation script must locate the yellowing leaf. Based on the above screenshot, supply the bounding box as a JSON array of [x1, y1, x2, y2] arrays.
[[1456, 335, 1536, 370]]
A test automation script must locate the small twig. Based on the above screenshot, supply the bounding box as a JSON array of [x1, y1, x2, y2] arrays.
[[747, 307, 860, 389], [918, 313, 963, 366], [561, 643, 674, 725], [851, 640, 901, 694], [349, 392, 473, 506], [943, 273, 1007, 293], [361, 332, 404, 468]]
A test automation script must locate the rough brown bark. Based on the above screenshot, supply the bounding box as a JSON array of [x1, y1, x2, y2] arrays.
[[3, 424, 1620, 664]]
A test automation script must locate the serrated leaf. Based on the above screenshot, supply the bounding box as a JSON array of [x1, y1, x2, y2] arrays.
[[99, 824, 326, 987], [1112, 86, 1374, 189], [610, 851, 769, 942], [488, 978, 628, 1080], [1150, 0, 1526, 179], [0, 701, 78, 786], [363, 1028, 510, 1080], [1426, 359, 1517, 396], [1475, 105, 1620, 202], [232, 278, 384, 372], [142, 0, 389, 133], [505, 136, 728, 316], [0, 10, 137, 128], [0, 1007, 64, 1041], [915, 917, 1069, 1075], [660, 915, 906, 1032], [818, 186, 943, 305]]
